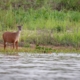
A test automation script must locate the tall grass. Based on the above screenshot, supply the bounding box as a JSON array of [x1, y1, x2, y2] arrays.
[[0, 0, 80, 48], [1, 9, 80, 30]]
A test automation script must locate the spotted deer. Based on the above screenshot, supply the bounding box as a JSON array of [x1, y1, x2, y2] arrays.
[[2, 26, 22, 50]]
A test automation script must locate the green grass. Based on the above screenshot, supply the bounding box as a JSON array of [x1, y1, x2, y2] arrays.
[[19, 29, 80, 47], [0, 46, 80, 54], [0, 0, 80, 52], [0, 9, 80, 48]]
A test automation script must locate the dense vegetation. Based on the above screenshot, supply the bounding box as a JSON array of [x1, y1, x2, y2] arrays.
[[0, 0, 80, 49]]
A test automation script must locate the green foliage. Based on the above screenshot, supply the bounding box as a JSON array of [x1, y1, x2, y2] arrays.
[[0, 0, 80, 11], [36, 45, 52, 53], [0, 0, 80, 48], [24, 43, 30, 48]]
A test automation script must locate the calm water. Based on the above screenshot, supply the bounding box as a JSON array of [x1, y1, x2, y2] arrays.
[[0, 53, 80, 80]]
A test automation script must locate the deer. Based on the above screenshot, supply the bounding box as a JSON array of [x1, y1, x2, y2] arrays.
[[2, 26, 22, 50]]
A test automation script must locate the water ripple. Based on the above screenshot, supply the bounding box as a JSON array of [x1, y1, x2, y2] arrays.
[[0, 53, 80, 80]]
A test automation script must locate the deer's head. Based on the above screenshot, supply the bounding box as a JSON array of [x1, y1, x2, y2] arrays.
[[18, 26, 22, 31]]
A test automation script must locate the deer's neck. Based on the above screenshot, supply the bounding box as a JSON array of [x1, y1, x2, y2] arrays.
[[17, 30, 21, 37], [17, 30, 21, 34], [15, 30, 21, 41]]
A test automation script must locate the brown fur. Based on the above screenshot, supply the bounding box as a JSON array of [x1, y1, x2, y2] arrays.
[[3, 26, 21, 50]]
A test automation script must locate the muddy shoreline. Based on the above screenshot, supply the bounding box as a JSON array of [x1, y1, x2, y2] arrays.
[[0, 43, 80, 53]]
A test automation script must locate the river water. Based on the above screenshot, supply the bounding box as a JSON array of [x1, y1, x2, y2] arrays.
[[0, 53, 80, 80]]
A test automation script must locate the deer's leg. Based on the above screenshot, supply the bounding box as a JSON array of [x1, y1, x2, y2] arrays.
[[13, 42, 15, 49], [4, 41, 6, 50], [15, 41, 18, 50]]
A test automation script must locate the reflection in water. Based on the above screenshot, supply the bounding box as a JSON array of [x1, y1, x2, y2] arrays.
[[0, 53, 80, 80]]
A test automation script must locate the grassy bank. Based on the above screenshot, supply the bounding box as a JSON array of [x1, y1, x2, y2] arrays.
[[0, 0, 80, 53], [0, 45, 80, 54], [0, 10, 80, 49]]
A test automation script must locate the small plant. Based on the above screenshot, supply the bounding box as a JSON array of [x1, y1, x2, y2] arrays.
[[35, 45, 53, 53], [24, 43, 30, 48], [56, 25, 63, 32]]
